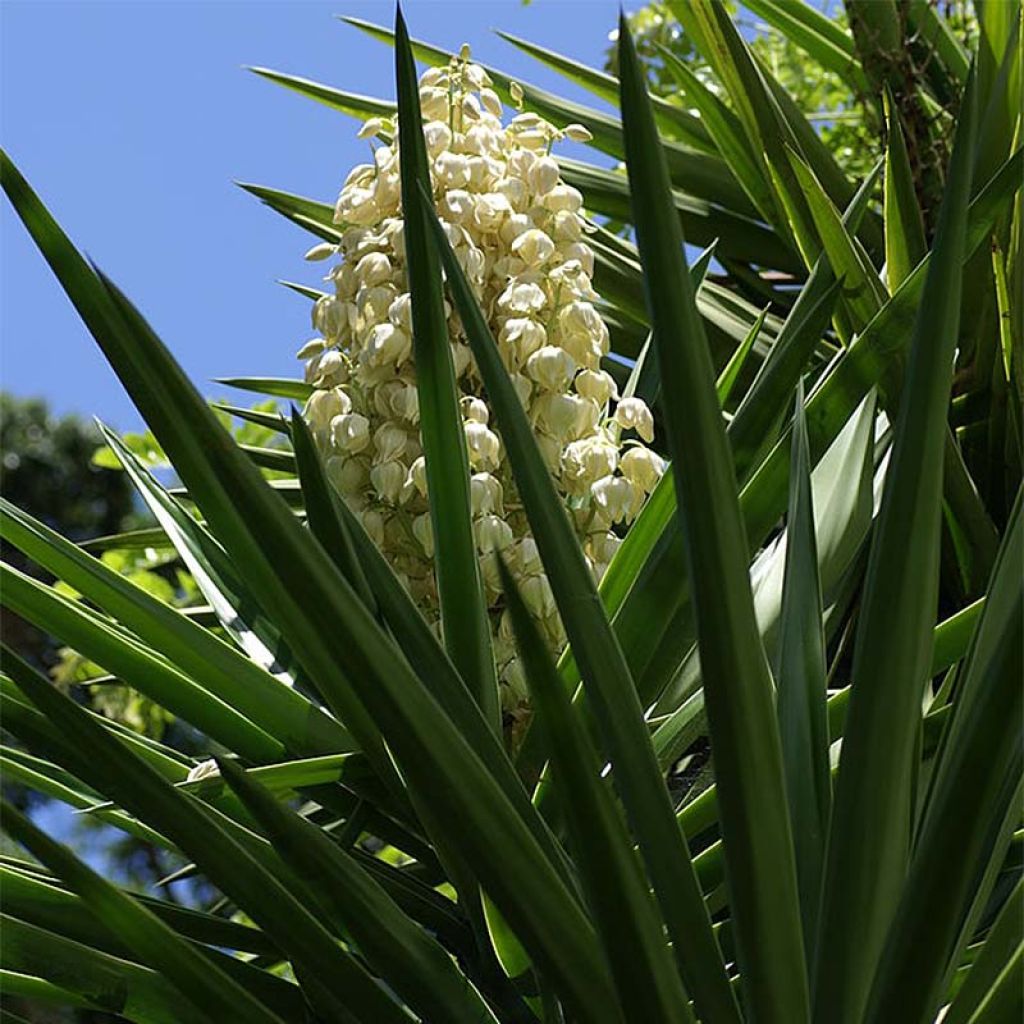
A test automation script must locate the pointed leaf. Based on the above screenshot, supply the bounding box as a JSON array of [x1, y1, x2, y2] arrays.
[[618, 17, 809, 1021], [395, 10, 498, 726], [814, 69, 979, 1024], [423, 182, 740, 1022], [866, 491, 1023, 1023], [943, 879, 1024, 1024], [774, 380, 831, 962], [883, 95, 927, 292], [495, 29, 711, 153], [0, 497, 348, 758], [215, 755, 497, 1024], [742, 0, 869, 93], [0, 801, 287, 1024], [499, 557, 693, 1024], [342, 16, 762, 218], [0, 562, 285, 763]]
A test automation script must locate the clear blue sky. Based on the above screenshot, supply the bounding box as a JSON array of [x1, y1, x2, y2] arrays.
[[2, 0, 622, 434]]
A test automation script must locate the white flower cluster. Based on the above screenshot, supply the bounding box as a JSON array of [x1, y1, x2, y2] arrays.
[[299, 48, 665, 707]]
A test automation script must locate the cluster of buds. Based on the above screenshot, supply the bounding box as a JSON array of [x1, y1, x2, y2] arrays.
[[299, 47, 664, 707]]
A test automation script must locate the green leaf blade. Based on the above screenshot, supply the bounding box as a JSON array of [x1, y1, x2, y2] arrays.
[[395, 8, 498, 729], [865, 492, 1024, 1024], [498, 558, 693, 1024], [422, 182, 740, 1023], [0, 801, 288, 1024], [813, 68, 980, 1024], [617, 16, 810, 1022], [882, 96, 927, 293], [215, 755, 498, 1024], [774, 380, 831, 965]]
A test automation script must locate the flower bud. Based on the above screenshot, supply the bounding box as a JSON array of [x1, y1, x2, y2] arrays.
[[559, 241, 595, 276], [510, 372, 534, 408], [500, 317, 546, 362], [494, 175, 527, 210], [361, 506, 385, 546], [374, 171, 400, 210], [517, 536, 543, 575], [326, 454, 368, 495], [558, 300, 602, 342], [411, 512, 434, 557], [562, 123, 594, 142], [473, 191, 510, 231], [307, 348, 348, 387], [406, 455, 428, 499], [535, 393, 598, 440], [521, 573, 556, 617], [435, 151, 472, 189], [390, 383, 419, 423], [441, 189, 474, 223], [420, 67, 447, 88], [498, 211, 530, 245], [507, 147, 535, 178], [419, 86, 449, 122], [535, 429, 562, 469], [358, 284, 397, 325], [551, 208, 583, 241], [335, 186, 379, 226], [460, 93, 482, 123], [186, 759, 220, 783], [365, 323, 411, 368], [500, 279, 547, 314], [297, 337, 326, 360], [587, 531, 622, 568], [480, 88, 503, 118], [451, 342, 473, 378], [423, 120, 453, 157], [542, 184, 584, 212], [355, 251, 392, 288], [342, 163, 374, 189], [357, 117, 387, 140], [563, 435, 618, 487], [373, 422, 408, 463], [304, 242, 336, 262], [313, 296, 345, 338]]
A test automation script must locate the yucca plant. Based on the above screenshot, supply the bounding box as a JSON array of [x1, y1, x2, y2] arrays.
[[1, 2, 1021, 1022]]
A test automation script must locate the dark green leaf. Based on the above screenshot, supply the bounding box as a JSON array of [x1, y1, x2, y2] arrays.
[[498, 557, 692, 1024], [395, 10, 498, 727], [618, 16, 809, 1021], [814, 69, 979, 1024], [423, 179, 740, 1022], [774, 380, 831, 964], [0, 801, 287, 1024]]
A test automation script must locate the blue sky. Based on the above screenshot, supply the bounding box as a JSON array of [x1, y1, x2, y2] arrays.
[[2, 0, 622, 433]]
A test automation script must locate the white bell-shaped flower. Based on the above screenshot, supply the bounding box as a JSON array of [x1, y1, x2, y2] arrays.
[[614, 396, 655, 442]]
